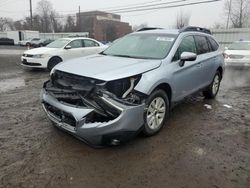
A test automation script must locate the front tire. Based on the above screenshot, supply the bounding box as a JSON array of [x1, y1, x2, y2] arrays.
[[143, 89, 169, 136], [203, 71, 221, 99], [47, 57, 62, 70]]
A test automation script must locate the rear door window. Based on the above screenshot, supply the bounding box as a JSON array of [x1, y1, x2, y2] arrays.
[[194, 36, 210, 55], [172, 35, 197, 61], [84, 39, 99, 47]]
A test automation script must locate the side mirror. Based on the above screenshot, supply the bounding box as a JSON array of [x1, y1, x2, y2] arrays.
[[65, 45, 72, 50], [224, 47, 228, 50], [179, 52, 197, 67]]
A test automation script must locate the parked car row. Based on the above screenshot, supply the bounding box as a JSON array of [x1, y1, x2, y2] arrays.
[[20, 27, 226, 147], [18, 38, 54, 47], [19, 38, 40, 46], [21, 37, 107, 70], [0, 38, 14, 45], [30, 39, 55, 48], [224, 40, 250, 67]]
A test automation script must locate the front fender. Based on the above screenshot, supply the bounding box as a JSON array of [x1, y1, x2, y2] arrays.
[[134, 66, 173, 95]]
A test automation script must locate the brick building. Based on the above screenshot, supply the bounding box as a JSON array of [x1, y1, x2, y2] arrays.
[[76, 11, 132, 42]]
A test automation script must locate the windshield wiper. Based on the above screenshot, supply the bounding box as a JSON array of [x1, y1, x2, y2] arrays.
[[99, 51, 107, 55], [111, 54, 135, 58], [100, 53, 157, 59]]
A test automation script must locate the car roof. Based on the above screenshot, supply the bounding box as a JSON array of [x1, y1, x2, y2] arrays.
[[61, 37, 95, 40], [134, 29, 179, 35], [135, 27, 212, 36], [132, 29, 214, 40]]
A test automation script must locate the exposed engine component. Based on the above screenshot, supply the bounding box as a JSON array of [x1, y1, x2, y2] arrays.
[[44, 71, 144, 122], [105, 75, 141, 98], [122, 78, 136, 98]]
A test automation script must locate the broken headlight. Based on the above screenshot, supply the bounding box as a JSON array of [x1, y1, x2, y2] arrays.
[[106, 75, 141, 99], [103, 75, 141, 103]]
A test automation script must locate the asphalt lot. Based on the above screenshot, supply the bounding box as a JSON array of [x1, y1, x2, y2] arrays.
[[0, 46, 249, 188]]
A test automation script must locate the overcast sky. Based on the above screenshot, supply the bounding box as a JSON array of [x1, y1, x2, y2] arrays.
[[0, 0, 227, 28]]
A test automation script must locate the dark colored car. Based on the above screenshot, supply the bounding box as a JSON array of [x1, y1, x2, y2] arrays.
[[31, 39, 54, 48], [0, 38, 14, 45]]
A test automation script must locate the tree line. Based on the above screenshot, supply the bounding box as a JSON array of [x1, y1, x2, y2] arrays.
[[1, 0, 250, 32], [0, 0, 77, 32]]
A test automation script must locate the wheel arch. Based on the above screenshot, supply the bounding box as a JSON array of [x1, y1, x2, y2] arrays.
[[217, 66, 223, 79], [152, 83, 172, 103], [47, 56, 63, 70], [48, 56, 63, 63]]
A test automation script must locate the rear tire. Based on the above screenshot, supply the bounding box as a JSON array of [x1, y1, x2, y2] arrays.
[[143, 89, 169, 136], [47, 57, 62, 70], [203, 71, 221, 99]]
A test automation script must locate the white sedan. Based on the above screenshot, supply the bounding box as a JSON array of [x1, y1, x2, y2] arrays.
[[21, 37, 107, 70], [224, 41, 250, 67]]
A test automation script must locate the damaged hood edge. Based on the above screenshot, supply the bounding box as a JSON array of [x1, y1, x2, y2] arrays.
[[53, 55, 162, 81]]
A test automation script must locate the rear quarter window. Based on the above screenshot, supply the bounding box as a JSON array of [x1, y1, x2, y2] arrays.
[[207, 37, 219, 51], [194, 35, 210, 55], [84, 40, 99, 47]]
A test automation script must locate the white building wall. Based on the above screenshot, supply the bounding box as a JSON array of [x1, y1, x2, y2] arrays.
[[211, 28, 250, 48], [0, 32, 7, 38], [39, 32, 89, 40]]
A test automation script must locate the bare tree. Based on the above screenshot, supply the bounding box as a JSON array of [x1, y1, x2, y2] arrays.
[[36, 0, 52, 32], [212, 22, 225, 29], [64, 16, 76, 32], [175, 10, 190, 29], [36, 0, 63, 32], [50, 11, 63, 32], [225, 0, 250, 28], [0, 17, 14, 31], [13, 20, 24, 30]]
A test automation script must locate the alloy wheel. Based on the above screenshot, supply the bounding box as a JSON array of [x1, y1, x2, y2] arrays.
[[146, 97, 166, 130]]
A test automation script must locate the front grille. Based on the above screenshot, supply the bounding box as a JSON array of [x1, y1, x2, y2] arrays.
[[22, 59, 41, 66], [229, 55, 244, 59], [52, 70, 104, 91], [43, 102, 76, 127]]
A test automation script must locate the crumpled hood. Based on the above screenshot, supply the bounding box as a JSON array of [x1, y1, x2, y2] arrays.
[[24, 47, 58, 55], [54, 54, 162, 81]]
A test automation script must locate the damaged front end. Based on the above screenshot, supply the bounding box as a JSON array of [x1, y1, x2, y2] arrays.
[[41, 70, 146, 146]]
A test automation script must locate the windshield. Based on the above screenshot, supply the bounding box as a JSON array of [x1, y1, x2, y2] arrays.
[[102, 33, 177, 59], [46, 39, 70, 48], [228, 42, 250, 50]]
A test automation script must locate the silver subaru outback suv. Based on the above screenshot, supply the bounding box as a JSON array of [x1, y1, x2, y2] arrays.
[[41, 26, 225, 147]]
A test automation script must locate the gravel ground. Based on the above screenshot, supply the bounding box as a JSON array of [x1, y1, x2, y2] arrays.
[[0, 47, 249, 188]]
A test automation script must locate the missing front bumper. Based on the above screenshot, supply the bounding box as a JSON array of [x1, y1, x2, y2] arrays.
[[41, 89, 145, 146]]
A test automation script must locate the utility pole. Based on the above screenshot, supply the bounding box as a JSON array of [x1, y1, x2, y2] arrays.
[[226, 0, 232, 29], [78, 6, 81, 31], [29, 0, 33, 28]]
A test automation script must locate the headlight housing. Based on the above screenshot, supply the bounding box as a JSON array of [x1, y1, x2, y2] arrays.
[[105, 75, 141, 98], [33, 54, 46, 58]]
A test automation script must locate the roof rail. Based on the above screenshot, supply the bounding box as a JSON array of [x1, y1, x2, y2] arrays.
[[180, 26, 211, 35], [136, 27, 163, 32]]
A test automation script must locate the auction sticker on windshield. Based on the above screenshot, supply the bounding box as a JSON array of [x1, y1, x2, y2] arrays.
[[156, 37, 175, 42]]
